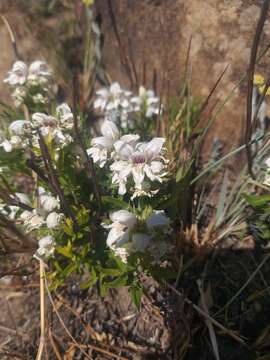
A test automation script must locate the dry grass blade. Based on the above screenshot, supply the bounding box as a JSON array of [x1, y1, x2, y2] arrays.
[[44, 274, 94, 360], [214, 252, 270, 316], [166, 283, 248, 347], [198, 280, 220, 360], [35, 260, 46, 360]]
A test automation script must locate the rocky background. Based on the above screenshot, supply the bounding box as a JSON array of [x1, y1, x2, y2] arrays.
[[1, 1, 269, 154]]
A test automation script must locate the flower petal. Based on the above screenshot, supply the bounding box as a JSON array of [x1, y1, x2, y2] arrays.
[[144, 138, 165, 160], [110, 210, 137, 228], [146, 211, 170, 229], [101, 120, 119, 140]]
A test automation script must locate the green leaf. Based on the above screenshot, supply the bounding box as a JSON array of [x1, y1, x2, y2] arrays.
[[56, 241, 73, 258], [129, 284, 143, 310], [81, 268, 97, 289], [102, 268, 124, 276], [102, 196, 129, 210], [244, 194, 270, 208]]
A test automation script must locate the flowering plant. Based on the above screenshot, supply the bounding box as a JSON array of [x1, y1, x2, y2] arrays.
[[0, 59, 198, 306]]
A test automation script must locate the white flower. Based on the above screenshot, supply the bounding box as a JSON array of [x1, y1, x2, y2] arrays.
[[0, 139, 12, 152], [46, 212, 64, 229], [94, 82, 131, 112], [111, 246, 129, 263], [9, 120, 31, 136], [131, 86, 160, 118], [56, 103, 74, 129], [111, 137, 167, 195], [32, 112, 72, 148], [35, 235, 55, 259], [0, 135, 26, 152], [87, 120, 119, 167], [20, 210, 45, 232], [11, 87, 27, 107], [106, 210, 137, 247], [33, 93, 47, 104], [131, 233, 151, 252], [4, 61, 28, 86], [28, 61, 52, 85], [105, 209, 171, 263], [32, 112, 57, 130], [146, 210, 170, 229], [39, 194, 60, 212], [88, 120, 139, 167], [14, 193, 31, 206]]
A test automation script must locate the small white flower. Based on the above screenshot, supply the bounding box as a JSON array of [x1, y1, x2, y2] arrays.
[[130, 86, 160, 118], [56, 103, 74, 129], [36, 235, 55, 259], [20, 210, 45, 232], [0, 135, 26, 152], [131, 233, 151, 252], [105, 209, 171, 263], [32, 112, 57, 128], [11, 86, 27, 107], [28, 61, 52, 85], [94, 82, 131, 112], [14, 193, 31, 206], [87, 120, 121, 167], [0, 139, 12, 152], [40, 194, 60, 212], [111, 137, 167, 195], [33, 93, 47, 104], [46, 212, 64, 229], [111, 246, 129, 263], [146, 210, 170, 229], [4, 61, 28, 86], [106, 210, 137, 247], [9, 120, 31, 136]]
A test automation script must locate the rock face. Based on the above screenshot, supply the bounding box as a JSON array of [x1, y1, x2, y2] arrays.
[[95, 0, 270, 153], [0, 1, 269, 154]]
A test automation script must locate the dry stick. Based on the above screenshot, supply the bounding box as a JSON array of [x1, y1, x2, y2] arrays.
[[245, 0, 270, 178], [35, 261, 46, 360], [165, 283, 247, 347], [37, 130, 78, 227], [0, 186, 33, 212], [26, 158, 53, 191], [195, 64, 229, 124], [107, 0, 135, 88], [72, 71, 101, 212], [44, 276, 94, 360], [0, 213, 32, 245], [1, 15, 20, 60]]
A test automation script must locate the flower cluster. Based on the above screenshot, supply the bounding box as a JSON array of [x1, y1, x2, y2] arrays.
[[105, 209, 171, 263], [87, 119, 167, 197], [1, 61, 173, 297], [0, 103, 74, 153], [4, 60, 53, 107], [93, 82, 160, 128]]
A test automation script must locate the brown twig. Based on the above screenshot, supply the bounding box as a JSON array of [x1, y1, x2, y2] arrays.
[[0, 213, 32, 245], [1, 15, 20, 60], [245, 0, 270, 177]]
